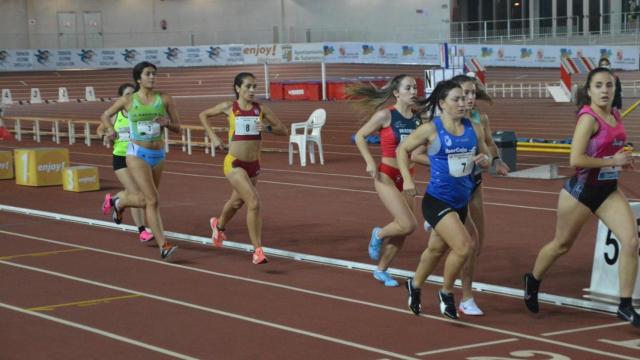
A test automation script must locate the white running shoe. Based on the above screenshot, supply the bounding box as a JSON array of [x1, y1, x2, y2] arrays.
[[458, 298, 484, 316]]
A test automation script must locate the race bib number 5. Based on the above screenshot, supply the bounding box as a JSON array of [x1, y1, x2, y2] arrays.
[[235, 116, 260, 135], [448, 152, 474, 177]]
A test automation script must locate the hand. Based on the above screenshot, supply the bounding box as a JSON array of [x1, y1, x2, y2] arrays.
[[366, 162, 378, 180], [474, 153, 490, 169], [154, 116, 171, 128], [209, 132, 225, 151], [104, 128, 116, 141], [612, 148, 633, 167], [494, 158, 510, 175], [402, 180, 417, 197]]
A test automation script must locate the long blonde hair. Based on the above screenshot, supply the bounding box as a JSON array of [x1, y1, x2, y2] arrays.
[[346, 74, 413, 122]]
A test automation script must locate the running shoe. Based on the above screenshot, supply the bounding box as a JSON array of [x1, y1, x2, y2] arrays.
[[406, 278, 422, 315], [252, 247, 268, 264], [209, 217, 226, 248], [368, 227, 383, 261], [617, 305, 640, 327], [139, 229, 154, 243], [373, 270, 399, 287], [438, 290, 458, 319], [101, 193, 114, 215], [160, 242, 178, 261], [523, 272, 540, 313], [458, 298, 484, 316]]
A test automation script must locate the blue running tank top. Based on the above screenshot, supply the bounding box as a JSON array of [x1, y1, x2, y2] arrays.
[[426, 116, 477, 208]]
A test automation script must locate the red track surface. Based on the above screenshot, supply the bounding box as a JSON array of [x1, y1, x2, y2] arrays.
[[2, 67, 640, 359]]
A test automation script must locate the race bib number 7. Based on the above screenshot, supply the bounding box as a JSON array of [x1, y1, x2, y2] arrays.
[[448, 152, 474, 177], [235, 116, 260, 135]]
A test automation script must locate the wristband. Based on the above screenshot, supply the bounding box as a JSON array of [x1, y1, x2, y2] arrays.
[[266, 125, 273, 133]]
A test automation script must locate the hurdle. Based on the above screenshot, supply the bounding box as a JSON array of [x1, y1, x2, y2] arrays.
[[464, 57, 486, 86], [547, 56, 595, 103]]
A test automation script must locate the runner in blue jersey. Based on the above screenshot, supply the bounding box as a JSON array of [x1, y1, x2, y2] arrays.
[[397, 80, 491, 320]]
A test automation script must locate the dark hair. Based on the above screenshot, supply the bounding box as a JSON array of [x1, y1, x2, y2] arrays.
[[416, 80, 462, 122], [345, 74, 413, 122], [576, 67, 615, 110], [117, 83, 135, 96], [132, 61, 157, 91], [449, 74, 493, 105], [233, 72, 256, 99], [598, 57, 611, 67]]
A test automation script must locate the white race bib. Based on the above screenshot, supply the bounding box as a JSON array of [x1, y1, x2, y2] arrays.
[[117, 127, 130, 141], [136, 121, 161, 138], [598, 156, 620, 180], [447, 151, 474, 177], [235, 116, 260, 136], [399, 134, 410, 143]]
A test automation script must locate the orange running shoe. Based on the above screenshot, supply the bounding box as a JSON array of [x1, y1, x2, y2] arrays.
[[209, 217, 226, 248], [252, 247, 268, 265]]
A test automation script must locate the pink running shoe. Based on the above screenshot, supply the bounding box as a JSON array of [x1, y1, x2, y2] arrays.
[[102, 193, 113, 215], [139, 229, 154, 243], [252, 247, 268, 265], [209, 217, 226, 248]]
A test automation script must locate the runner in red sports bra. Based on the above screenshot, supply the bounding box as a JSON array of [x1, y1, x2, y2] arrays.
[[348, 74, 427, 287]]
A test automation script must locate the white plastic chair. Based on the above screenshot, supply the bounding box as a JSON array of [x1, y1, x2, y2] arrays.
[[288, 108, 326, 166]]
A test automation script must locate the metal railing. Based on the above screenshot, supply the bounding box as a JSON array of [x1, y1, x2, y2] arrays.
[[450, 12, 640, 45]]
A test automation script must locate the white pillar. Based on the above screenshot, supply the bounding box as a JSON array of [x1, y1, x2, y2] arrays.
[[552, 0, 557, 36], [583, 0, 590, 36], [568, 0, 573, 37], [611, 0, 622, 34]]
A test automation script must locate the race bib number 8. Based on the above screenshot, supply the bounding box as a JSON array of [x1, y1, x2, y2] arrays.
[[136, 121, 161, 138], [235, 116, 260, 135], [448, 152, 474, 177]]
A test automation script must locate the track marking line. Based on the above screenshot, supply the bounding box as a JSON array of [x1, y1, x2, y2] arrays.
[[0, 260, 421, 360], [541, 321, 628, 336], [415, 338, 519, 356], [0, 301, 198, 360], [26, 294, 143, 312], [0, 248, 85, 260], [0, 230, 636, 360]]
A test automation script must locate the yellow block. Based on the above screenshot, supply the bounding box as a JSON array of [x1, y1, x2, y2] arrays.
[[62, 166, 100, 192], [0, 150, 13, 179], [14, 147, 70, 186]]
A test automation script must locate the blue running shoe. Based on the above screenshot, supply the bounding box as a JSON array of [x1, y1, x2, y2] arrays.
[[373, 270, 399, 287], [368, 227, 382, 260]]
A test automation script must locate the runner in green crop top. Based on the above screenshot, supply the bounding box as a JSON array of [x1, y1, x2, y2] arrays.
[[128, 92, 166, 142], [97, 83, 154, 244], [100, 62, 181, 261]]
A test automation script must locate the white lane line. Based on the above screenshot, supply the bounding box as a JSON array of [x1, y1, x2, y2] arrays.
[[0, 260, 420, 360], [415, 338, 519, 356], [541, 321, 628, 337], [0, 301, 198, 360], [0, 230, 633, 360]]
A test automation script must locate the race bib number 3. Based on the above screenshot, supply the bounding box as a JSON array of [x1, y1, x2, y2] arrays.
[[136, 121, 161, 138], [448, 152, 474, 177], [235, 116, 260, 136]]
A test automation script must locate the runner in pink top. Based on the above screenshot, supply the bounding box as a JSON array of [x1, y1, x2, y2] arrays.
[[523, 67, 640, 327]]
